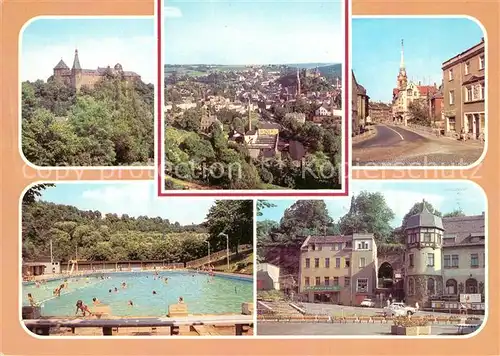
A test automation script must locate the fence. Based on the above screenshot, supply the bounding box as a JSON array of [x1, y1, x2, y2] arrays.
[[186, 244, 253, 268], [60, 261, 185, 274]]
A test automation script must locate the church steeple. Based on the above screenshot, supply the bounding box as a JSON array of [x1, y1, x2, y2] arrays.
[[72, 49, 81, 70], [400, 39, 405, 70], [296, 68, 301, 97]]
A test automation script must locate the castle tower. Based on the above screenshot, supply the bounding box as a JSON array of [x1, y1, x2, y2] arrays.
[[71, 49, 83, 90], [404, 200, 444, 307], [396, 39, 408, 90], [53, 58, 69, 82]]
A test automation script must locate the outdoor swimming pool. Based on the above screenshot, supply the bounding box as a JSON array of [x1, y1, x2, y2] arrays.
[[22, 271, 253, 317]]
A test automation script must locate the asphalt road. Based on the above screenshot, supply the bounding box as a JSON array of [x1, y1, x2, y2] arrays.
[[352, 125, 484, 166]]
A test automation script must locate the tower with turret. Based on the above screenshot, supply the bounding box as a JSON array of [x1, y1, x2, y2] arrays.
[[404, 200, 444, 307], [70, 49, 83, 90], [397, 39, 408, 90]]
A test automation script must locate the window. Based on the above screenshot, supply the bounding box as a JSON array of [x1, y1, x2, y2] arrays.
[[311, 244, 315, 251], [356, 278, 368, 293], [427, 253, 435, 267], [424, 233, 431, 242], [452, 255, 459, 268], [333, 277, 339, 286], [344, 277, 350, 287], [449, 90, 455, 105], [472, 84, 481, 101], [305, 277, 310, 286], [407, 89, 412, 95], [335, 258, 341, 268], [345, 241, 352, 249], [408, 277, 415, 295], [448, 69, 454, 81], [324, 276, 330, 286], [315, 277, 321, 286], [445, 279, 457, 295], [409, 254, 414, 267], [332, 243, 340, 251], [471, 253, 479, 268], [480, 82, 485, 100], [345, 258, 350, 268], [479, 55, 485, 70], [305, 258, 310, 268], [427, 278, 435, 295], [437, 234, 442, 245], [314, 258, 319, 268], [359, 257, 366, 268], [465, 61, 470, 75], [465, 86, 472, 102], [325, 258, 330, 268], [444, 255, 451, 268], [448, 117, 456, 132], [317, 244, 322, 251]]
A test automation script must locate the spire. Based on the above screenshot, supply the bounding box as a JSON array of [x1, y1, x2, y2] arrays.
[[248, 97, 252, 132], [421, 199, 430, 213], [400, 39, 405, 69], [72, 49, 81, 70], [296, 68, 301, 97]]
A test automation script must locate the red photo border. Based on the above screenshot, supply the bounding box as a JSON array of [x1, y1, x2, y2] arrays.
[[156, 0, 350, 197]]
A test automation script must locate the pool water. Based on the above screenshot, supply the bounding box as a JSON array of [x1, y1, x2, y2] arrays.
[[23, 271, 253, 317]]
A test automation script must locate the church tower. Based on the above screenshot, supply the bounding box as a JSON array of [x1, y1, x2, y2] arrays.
[[397, 39, 408, 90], [404, 200, 444, 307], [71, 49, 83, 90], [296, 68, 301, 98]]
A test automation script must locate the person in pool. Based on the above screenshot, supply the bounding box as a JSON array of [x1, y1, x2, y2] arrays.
[[108, 289, 112, 293], [53, 284, 65, 296], [164, 277, 168, 284], [178, 296, 184, 304], [27, 293, 37, 307], [114, 287, 118, 292], [92, 297, 100, 305], [128, 300, 134, 306], [121, 282, 127, 289], [75, 300, 92, 317], [152, 290, 157, 295]]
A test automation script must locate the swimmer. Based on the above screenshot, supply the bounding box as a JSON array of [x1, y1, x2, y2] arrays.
[[128, 300, 134, 306], [92, 297, 100, 305], [114, 287, 118, 292], [164, 277, 168, 284], [27, 293, 37, 307], [108, 289, 112, 293], [178, 296, 184, 304], [121, 282, 127, 289], [35, 281, 40, 288], [75, 300, 92, 317], [152, 290, 157, 295]]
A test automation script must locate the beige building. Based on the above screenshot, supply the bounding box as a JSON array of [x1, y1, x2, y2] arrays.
[[299, 233, 377, 305], [442, 38, 485, 139]]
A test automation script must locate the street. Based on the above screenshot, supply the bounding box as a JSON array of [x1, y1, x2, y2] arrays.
[[352, 124, 484, 166], [257, 303, 484, 336]]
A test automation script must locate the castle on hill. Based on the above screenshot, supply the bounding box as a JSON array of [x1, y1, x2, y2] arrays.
[[52, 49, 141, 90]]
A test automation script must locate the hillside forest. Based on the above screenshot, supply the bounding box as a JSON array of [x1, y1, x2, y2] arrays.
[[22, 75, 154, 167], [22, 184, 253, 263]]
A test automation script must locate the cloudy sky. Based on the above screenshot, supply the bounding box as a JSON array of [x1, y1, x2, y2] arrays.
[[21, 17, 155, 84], [258, 180, 487, 227], [164, 0, 344, 64], [34, 181, 217, 225]]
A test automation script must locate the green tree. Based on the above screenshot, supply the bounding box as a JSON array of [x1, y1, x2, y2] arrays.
[[279, 200, 332, 237], [443, 209, 466, 218], [339, 192, 395, 243]]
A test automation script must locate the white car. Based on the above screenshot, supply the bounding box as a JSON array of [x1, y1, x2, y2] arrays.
[[383, 303, 416, 316], [360, 298, 375, 307]]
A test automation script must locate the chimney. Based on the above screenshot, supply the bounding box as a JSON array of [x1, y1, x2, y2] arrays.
[[418, 81, 421, 86], [433, 82, 437, 88]]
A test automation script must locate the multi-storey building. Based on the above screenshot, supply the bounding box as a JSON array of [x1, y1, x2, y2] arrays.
[[441, 38, 485, 139], [351, 71, 369, 135], [299, 233, 378, 305], [52, 49, 141, 91]]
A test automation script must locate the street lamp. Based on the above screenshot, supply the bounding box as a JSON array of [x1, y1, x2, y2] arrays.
[[218, 233, 229, 271]]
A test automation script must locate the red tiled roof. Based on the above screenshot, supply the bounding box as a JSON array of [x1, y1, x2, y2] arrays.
[[417, 85, 438, 96]]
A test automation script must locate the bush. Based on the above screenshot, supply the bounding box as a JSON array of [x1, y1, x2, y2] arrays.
[[393, 316, 429, 327]]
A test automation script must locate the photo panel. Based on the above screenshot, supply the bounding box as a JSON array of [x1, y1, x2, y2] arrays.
[[160, 0, 348, 195], [256, 180, 487, 337], [19, 17, 155, 168], [351, 16, 487, 169], [21, 181, 255, 337]]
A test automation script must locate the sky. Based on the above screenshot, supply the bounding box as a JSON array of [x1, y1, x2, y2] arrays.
[[352, 17, 485, 102], [36, 182, 218, 225], [257, 180, 487, 228], [21, 17, 155, 84], [164, 0, 343, 65]]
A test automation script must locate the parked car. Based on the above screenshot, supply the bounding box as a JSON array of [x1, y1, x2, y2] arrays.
[[360, 298, 376, 307], [384, 302, 416, 316]]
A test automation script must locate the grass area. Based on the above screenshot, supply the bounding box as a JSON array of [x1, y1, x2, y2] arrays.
[[257, 290, 287, 302]]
